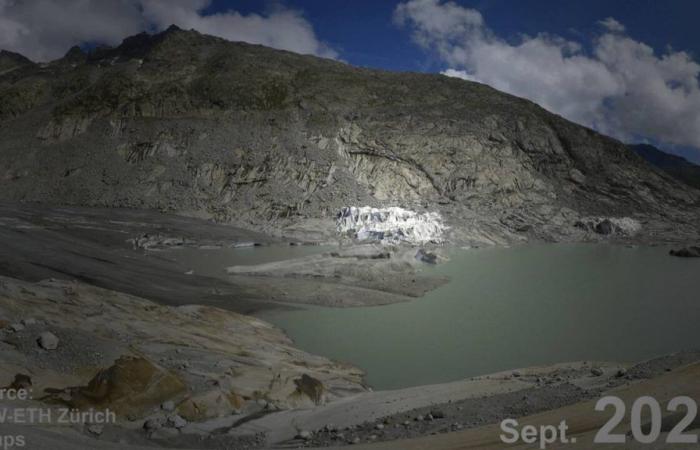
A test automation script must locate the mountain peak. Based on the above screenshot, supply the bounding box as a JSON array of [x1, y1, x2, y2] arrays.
[[63, 45, 86, 62], [0, 49, 34, 72], [164, 24, 183, 33], [85, 25, 203, 62]]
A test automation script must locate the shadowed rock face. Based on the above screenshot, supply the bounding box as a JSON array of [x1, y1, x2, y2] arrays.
[[0, 26, 698, 244], [293, 374, 326, 406], [0, 50, 34, 74], [51, 356, 187, 418]]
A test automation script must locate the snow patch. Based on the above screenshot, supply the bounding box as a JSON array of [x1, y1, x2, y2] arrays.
[[336, 206, 447, 244]]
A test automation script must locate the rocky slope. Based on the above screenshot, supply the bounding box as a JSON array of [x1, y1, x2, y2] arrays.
[[0, 275, 365, 448], [631, 143, 700, 190], [0, 203, 447, 311], [1, 26, 698, 245]]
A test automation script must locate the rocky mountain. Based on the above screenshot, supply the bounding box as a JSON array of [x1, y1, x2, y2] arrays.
[[1, 26, 698, 245], [630, 144, 700, 190], [0, 50, 33, 73]]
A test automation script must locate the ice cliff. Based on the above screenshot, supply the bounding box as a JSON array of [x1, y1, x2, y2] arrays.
[[336, 206, 447, 244]]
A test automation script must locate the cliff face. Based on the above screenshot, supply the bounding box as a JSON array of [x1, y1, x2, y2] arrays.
[[0, 26, 698, 244]]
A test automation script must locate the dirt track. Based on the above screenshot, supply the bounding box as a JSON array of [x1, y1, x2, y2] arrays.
[[344, 361, 700, 449]]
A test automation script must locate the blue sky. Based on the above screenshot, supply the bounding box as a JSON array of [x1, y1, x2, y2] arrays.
[[1, 0, 699, 162], [205, 0, 700, 74]]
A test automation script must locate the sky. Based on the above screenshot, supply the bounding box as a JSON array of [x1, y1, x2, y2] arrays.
[[1, 0, 700, 163]]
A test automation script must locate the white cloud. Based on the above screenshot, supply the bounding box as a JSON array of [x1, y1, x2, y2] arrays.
[[394, 0, 484, 47], [598, 17, 625, 33], [396, 0, 700, 154], [0, 0, 146, 62], [0, 0, 336, 62], [140, 0, 337, 59], [441, 68, 477, 82]]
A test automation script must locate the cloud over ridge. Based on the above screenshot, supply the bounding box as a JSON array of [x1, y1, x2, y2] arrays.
[[396, 0, 700, 154], [0, 0, 336, 61]]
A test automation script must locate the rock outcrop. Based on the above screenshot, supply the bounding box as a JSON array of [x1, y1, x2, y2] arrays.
[[0, 275, 366, 419], [48, 356, 187, 418], [0, 26, 698, 245], [415, 249, 438, 264], [37, 331, 59, 350], [573, 217, 641, 236], [669, 246, 700, 258]]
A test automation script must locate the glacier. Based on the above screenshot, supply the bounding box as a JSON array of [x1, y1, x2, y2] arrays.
[[336, 206, 447, 244]]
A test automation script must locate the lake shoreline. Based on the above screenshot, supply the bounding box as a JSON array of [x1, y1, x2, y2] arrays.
[[257, 243, 700, 390], [1, 202, 698, 449], [235, 350, 700, 447]]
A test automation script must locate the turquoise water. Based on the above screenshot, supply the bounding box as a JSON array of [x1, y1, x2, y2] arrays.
[[257, 244, 700, 390]]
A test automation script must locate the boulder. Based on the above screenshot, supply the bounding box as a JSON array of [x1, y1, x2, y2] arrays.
[[143, 415, 166, 431], [176, 389, 243, 422], [5, 374, 32, 390], [86, 423, 104, 435], [669, 246, 700, 258], [51, 356, 186, 418], [296, 430, 312, 440], [415, 249, 438, 264], [37, 331, 59, 350], [594, 219, 614, 235], [430, 410, 446, 419], [167, 414, 187, 429]]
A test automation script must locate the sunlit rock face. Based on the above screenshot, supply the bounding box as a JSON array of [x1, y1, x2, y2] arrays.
[[336, 206, 446, 244]]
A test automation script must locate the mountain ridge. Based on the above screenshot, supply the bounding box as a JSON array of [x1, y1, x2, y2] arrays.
[[630, 143, 700, 190], [0, 26, 698, 245]]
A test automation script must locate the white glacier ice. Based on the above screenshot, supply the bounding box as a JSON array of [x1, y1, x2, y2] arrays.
[[336, 206, 447, 244]]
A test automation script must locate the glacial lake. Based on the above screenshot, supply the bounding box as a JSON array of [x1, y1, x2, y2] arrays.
[[253, 244, 700, 390]]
